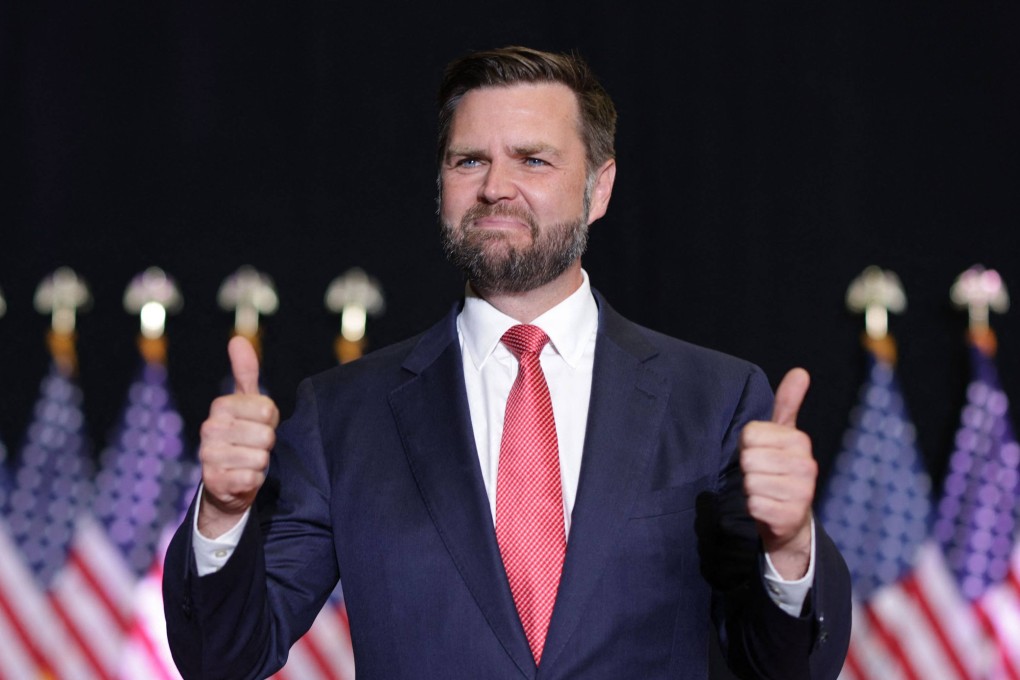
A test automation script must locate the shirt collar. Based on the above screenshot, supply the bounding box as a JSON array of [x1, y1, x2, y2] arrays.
[[458, 269, 599, 371]]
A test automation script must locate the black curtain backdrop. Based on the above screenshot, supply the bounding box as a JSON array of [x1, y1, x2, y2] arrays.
[[2, 2, 1019, 501]]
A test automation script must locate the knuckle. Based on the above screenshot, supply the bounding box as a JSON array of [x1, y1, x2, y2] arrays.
[[198, 441, 223, 465], [200, 417, 224, 441], [252, 450, 270, 472], [793, 430, 812, 451], [256, 425, 276, 451], [209, 395, 236, 416]]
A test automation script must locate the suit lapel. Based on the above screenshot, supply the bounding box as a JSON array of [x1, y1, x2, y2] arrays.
[[539, 297, 672, 674], [387, 309, 535, 678]]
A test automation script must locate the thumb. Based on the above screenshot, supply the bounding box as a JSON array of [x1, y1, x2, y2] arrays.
[[771, 367, 810, 427], [228, 335, 260, 395]]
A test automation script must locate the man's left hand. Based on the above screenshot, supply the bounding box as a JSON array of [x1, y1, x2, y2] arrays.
[[740, 367, 817, 580]]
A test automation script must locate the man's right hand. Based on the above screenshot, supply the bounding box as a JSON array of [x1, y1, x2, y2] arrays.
[[197, 335, 280, 538]]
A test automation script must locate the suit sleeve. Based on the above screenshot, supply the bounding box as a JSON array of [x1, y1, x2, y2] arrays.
[[162, 378, 339, 680], [704, 366, 851, 680]]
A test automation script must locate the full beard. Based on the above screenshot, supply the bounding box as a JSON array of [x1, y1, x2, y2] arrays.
[[441, 202, 589, 295]]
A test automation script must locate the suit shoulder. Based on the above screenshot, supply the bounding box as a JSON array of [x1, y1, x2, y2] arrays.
[[305, 332, 424, 393], [612, 315, 767, 390]]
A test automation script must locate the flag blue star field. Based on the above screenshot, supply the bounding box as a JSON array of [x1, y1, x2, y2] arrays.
[[93, 360, 189, 578], [4, 363, 93, 587], [820, 352, 932, 601]]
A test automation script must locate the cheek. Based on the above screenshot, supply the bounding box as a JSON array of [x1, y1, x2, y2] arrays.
[[530, 181, 586, 220], [439, 176, 475, 220]]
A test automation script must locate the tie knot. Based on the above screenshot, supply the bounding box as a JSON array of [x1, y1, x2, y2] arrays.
[[501, 324, 549, 358]]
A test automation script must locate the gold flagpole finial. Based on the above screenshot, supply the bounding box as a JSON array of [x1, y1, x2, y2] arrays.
[[35, 267, 92, 375], [951, 265, 1009, 356], [218, 265, 278, 359], [325, 267, 385, 364], [124, 267, 183, 364], [846, 266, 906, 364]]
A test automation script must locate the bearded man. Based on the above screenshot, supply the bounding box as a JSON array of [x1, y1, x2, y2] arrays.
[[164, 46, 851, 680]]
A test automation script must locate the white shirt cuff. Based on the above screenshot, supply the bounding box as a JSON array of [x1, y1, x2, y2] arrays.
[[761, 518, 816, 617], [191, 484, 250, 577]]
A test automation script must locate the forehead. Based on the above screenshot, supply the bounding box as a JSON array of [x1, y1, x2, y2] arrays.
[[448, 82, 583, 147]]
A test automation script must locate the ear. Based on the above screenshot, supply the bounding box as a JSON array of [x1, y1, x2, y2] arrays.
[[586, 158, 617, 224]]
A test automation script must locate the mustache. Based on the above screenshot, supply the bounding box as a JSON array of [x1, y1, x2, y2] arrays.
[[461, 203, 538, 232]]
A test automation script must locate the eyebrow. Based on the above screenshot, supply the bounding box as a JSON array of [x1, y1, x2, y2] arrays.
[[445, 145, 483, 161], [445, 143, 562, 161], [510, 144, 559, 158]]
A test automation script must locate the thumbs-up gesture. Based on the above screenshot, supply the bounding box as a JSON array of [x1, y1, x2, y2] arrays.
[[739, 368, 817, 580], [197, 336, 280, 538]]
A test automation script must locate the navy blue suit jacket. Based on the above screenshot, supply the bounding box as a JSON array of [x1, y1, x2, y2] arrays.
[[163, 293, 850, 679]]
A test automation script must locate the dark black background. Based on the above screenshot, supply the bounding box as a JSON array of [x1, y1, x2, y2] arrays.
[[2, 1, 1018, 499]]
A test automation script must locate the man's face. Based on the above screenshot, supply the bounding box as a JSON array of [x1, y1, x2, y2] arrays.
[[439, 83, 613, 294]]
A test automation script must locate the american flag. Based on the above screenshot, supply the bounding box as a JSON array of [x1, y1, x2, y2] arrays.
[[0, 361, 101, 678], [822, 339, 1020, 679], [62, 356, 189, 680], [818, 347, 937, 679], [38, 354, 188, 680], [928, 340, 1020, 678]]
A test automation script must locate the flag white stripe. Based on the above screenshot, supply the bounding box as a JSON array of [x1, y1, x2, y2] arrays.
[[0, 607, 40, 680], [871, 584, 961, 680], [71, 517, 138, 620], [0, 524, 96, 679], [274, 640, 321, 680], [118, 564, 181, 680], [844, 600, 900, 680], [913, 542, 995, 678], [978, 586, 1020, 679], [303, 603, 355, 678], [51, 564, 125, 676]]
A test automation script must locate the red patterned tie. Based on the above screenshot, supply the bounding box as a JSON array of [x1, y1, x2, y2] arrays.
[[495, 324, 565, 666]]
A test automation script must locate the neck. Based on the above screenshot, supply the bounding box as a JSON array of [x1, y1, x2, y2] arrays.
[[471, 263, 583, 324]]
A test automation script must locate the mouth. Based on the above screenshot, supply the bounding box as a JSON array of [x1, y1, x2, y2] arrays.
[[463, 204, 538, 237], [470, 216, 531, 231]]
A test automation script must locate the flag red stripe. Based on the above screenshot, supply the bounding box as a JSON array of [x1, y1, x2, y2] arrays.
[[298, 617, 343, 679], [68, 548, 134, 632], [48, 591, 115, 680], [862, 603, 921, 680], [899, 574, 971, 680], [974, 601, 1020, 680], [131, 624, 178, 680], [842, 644, 866, 679], [131, 559, 179, 680], [0, 588, 51, 676]]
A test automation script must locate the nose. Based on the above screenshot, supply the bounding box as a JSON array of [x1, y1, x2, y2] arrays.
[[479, 159, 517, 204]]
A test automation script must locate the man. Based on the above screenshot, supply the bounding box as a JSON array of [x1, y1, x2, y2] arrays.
[[164, 46, 851, 679]]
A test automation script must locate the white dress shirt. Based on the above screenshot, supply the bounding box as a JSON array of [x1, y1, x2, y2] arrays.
[[194, 269, 813, 616], [457, 270, 598, 536]]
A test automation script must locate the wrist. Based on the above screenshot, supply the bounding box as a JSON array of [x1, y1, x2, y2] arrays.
[[197, 487, 249, 539], [764, 521, 813, 580]]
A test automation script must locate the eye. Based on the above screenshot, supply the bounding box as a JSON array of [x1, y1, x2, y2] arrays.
[[455, 158, 482, 168], [524, 157, 548, 167]]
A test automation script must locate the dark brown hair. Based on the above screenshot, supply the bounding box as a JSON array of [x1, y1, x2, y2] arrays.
[[437, 46, 617, 174]]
